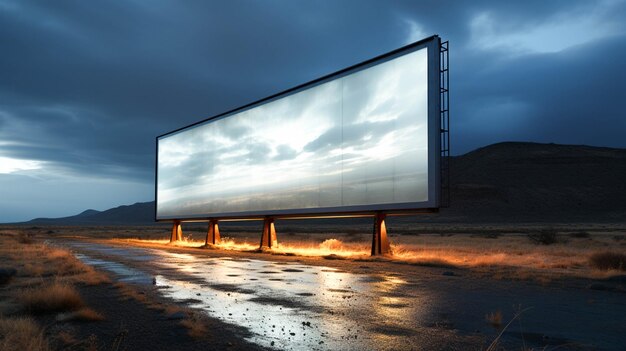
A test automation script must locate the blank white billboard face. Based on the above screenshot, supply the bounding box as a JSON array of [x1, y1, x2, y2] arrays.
[[157, 45, 432, 219]]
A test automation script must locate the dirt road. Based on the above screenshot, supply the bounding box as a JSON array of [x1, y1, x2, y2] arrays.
[[58, 239, 626, 351]]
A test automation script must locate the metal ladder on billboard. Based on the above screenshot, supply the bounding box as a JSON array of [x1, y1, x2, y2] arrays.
[[440, 40, 450, 208]]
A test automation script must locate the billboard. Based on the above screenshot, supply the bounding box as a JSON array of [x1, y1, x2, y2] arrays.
[[156, 35, 441, 220]]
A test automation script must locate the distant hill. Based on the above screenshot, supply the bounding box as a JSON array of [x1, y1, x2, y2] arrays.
[[443, 142, 626, 222], [26, 202, 155, 225], [21, 142, 626, 225]]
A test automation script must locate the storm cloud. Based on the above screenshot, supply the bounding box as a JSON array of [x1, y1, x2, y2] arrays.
[[1, 0, 625, 221]]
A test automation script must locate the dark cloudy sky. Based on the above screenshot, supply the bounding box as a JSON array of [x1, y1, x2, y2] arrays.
[[1, 0, 625, 222]]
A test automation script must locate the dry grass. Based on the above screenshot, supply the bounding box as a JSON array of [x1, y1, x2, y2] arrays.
[[17, 232, 35, 244], [17, 245, 84, 276], [113, 282, 151, 304], [0, 231, 110, 351], [388, 233, 626, 279], [121, 237, 371, 258], [18, 281, 84, 313], [117, 230, 626, 280], [589, 251, 626, 271], [85, 334, 100, 351], [569, 231, 591, 238], [115, 282, 180, 316], [0, 316, 50, 351], [107, 224, 626, 284], [485, 310, 502, 328], [57, 307, 105, 322], [527, 228, 559, 245], [486, 307, 532, 351], [0, 232, 110, 285], [180, 311, 208, 338], [55, 330, 77, 346], [69, 264, 111, 286], [73, 307, 104, 321], [391, 242, 588, 272]]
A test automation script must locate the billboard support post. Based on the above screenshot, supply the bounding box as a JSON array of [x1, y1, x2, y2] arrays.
[[205, 219, 220, 246], [170, 220, 182, 242], [371, 213, 390, 255], [259, 217, 278, 249]]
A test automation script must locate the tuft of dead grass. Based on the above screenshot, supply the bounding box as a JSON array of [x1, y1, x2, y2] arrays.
[[56, 307, 104, 322], [74, 307, 104, 321], [0, 316, 50, 351], [113, 282, 150, 304], [85, 334, 99, 351], [180, 311, 207, 338], [0, 232, 109, 350], [70, 265, 111, 286], [22, 263, 46, 277], [589, 251, 626, 271], [527, 229, 559, 245], [319, 238, 344, 251], [18, 281, 84, 313], [486, 307, 532, 351], [54, 330, 76, 346], [17, 232, 35, 244], [485, 310, 502, 328], [569, 231, 591, 238], [3, 236, 109, 285]]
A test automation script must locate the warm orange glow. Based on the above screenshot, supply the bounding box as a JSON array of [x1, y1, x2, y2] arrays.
[[272, 239, 369, 257], [387, 239, 596, 275], [118, 232, 613, 277], [124, 237, 370, 257]]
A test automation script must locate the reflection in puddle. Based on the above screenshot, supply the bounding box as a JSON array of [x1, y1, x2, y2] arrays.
[[64, 241, 428, 350]]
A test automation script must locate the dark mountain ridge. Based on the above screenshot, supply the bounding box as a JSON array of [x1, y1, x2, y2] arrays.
[[26, 202, 155, 225], [445, 142, 626, 222]]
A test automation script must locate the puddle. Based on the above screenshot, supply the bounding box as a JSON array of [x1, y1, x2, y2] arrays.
[[62, 241, 426, 350], [74, 253, 154, 285]]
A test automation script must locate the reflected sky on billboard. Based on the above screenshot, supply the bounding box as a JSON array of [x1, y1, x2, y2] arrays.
[[157, 47, 428, 218]]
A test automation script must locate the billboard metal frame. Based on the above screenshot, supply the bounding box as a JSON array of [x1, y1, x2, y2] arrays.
[[155, 35, 443, 223]]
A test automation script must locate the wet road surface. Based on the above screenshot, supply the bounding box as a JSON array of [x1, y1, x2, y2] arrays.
[[61, 240, 626, 350]]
